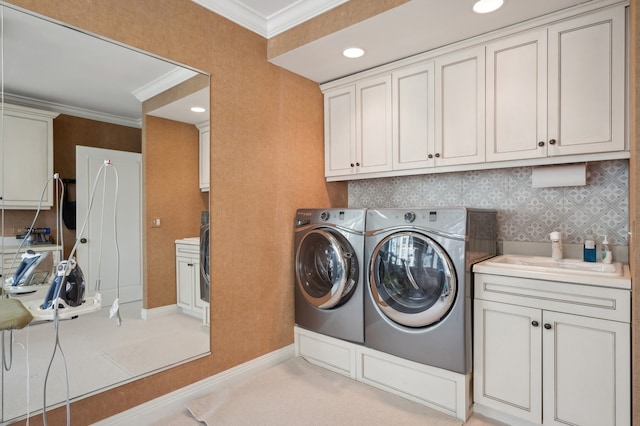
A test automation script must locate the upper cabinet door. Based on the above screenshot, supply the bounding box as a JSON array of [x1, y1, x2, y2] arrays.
[[486, 29, 548, 162], [547, 7, 625, 156], [324, 86, 357, 177], [392, 61, 435, 170], [435, 46, 486, 166], [356, 75, 393, 174]]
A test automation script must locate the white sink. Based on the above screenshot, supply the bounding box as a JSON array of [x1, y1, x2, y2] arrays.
[[485, 254, 622, 277]]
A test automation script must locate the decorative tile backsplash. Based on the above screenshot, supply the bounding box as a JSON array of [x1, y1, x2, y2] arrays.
[[348, 160, 629, 246]]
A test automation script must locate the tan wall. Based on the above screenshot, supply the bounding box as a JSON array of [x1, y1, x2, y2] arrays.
[[144, 115, 205, 308], [6, 0, 343, 424]]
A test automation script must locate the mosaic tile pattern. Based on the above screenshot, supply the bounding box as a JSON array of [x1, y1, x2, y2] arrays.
[[349, 160, 629, 246]]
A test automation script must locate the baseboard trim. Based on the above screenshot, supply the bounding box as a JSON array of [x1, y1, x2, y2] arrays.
[[140, 304, 179, 320], [92, 344, 295, 425]]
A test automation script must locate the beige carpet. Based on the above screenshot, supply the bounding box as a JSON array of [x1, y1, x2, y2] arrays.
[[184, 356, 465, 426]]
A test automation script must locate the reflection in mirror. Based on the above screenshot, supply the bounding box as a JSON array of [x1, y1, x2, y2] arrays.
[[0, 4, 210, 423]]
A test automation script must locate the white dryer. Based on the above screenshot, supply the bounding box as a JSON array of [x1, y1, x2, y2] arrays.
[[364, 207, 496, 373], [294, 208, 365, 343]]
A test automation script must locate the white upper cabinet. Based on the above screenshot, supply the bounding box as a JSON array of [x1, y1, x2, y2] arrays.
[[322, 2, 628, 181], [1, 104, 59, 209], [392, 61, 435, 170], [324, 76, 392, 177], [434, 46, 485, 166], [197, 122, 210, 192], [546, 6, 625, 156], [356, 75, 393, 174], [486, 29, 547, 162], [487, 6, 625, 162]]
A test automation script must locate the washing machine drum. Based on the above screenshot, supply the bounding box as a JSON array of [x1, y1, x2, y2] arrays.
[[296, 228, 359, 310], [369, 232, 457, 328]]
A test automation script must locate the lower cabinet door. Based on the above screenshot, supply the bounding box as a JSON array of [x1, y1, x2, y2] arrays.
[[542, 311, 630, 426], [474, 300, 542, 424]]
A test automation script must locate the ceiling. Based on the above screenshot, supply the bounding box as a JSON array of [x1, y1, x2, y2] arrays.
[[198, 0, 596, 83], [3, 0, 600, 126], [2, 5, 209, 128]]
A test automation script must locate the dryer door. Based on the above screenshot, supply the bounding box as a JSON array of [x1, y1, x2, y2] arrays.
[[369, 231, 456, 327], [296, 229, 358, 309]]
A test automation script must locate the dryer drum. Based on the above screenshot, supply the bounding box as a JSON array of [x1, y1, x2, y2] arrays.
[[296, 228, 359, 309], [369, 232, 457, 328]]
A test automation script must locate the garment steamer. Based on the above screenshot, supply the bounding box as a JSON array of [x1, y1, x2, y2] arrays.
[[3, 161, 122, 426]]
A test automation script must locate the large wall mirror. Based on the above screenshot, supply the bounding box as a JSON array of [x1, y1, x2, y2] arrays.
[[0, 3, 210, 423]]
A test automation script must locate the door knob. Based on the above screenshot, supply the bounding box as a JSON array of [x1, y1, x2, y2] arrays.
[[80, 238, 88, 244]]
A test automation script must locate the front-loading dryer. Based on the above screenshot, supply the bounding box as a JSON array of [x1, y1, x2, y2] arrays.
[[364, 207, 496, 373], [294, 208, 365, 343]]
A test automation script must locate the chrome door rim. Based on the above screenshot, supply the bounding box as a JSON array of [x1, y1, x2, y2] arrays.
[[369, 231, 457, 327]]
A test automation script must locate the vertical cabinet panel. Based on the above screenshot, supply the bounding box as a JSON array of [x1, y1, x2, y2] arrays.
[[393, 61, 435, 170], [542, 311, 630, 426], [356, 75, 392, 174], [435, 47, 485, 166], [324, 86, 356, 177], [473, 300, 542, 424], [486, 29, 547, 162], [1, 105, 58, 208], [547, 7, 625, 155]]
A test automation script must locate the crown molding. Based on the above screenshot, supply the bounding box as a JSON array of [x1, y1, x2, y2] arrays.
[[132, 67, 199, 102], [191, 0, 347, 38], [3, 93, 143, 128]]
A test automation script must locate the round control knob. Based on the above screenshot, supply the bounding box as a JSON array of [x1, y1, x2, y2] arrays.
[[404, 211, 416, 223], [320, 211, 330, 221]]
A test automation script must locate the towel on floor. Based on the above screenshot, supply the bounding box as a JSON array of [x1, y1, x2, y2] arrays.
[[185, 356, 463, 426]]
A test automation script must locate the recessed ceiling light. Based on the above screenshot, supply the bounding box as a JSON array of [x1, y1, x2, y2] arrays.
[[473, 0, 504, 14], [191, 107, 206, 113], [343, 47, 365, 59]]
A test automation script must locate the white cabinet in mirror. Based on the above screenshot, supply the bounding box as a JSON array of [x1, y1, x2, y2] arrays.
[[0, 4, 210, 423]]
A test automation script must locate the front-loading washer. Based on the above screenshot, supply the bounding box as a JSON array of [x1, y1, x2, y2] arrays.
[[294, 208, 366, 343], [364, 207, 496, 373]]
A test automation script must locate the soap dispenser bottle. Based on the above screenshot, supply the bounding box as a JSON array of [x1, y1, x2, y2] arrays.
[[550, 231, 563, 260], [601, 235, 613, 264], [583, 230, 597, 263]]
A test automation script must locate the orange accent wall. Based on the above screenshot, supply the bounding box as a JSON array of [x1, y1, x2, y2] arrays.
[[5, 1, 343, 424]]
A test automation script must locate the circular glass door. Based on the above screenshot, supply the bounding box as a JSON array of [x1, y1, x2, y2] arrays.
[[369, 231, 456, 327], [296, 229, 358, 309]]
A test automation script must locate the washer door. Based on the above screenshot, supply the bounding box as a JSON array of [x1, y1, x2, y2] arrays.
[[369, 231, 456, 327], [296, 229, 358, 309]]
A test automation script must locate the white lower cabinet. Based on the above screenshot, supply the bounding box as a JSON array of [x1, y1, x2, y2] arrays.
[[175, 240, 205, 320], [474, 274, 630, 426]]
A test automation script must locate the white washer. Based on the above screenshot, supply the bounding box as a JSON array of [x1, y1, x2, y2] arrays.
[[294, 208, 365, 343], [364, 207, 496, 373]]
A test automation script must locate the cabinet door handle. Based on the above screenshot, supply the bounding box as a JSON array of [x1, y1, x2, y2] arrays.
[[435, 153, 440, 158], [350, 163, 355, 167], [531, 320, 539, 327], [356, 162, 360, 166], [187, 263, 194, 267], [549, 139, 556, 145], [428, 154, 433, 159], [544, 323, 552, 330], [538, 141, 545, 147]]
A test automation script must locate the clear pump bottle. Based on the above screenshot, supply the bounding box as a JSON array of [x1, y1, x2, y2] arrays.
[[601, 235, 613, 264]]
